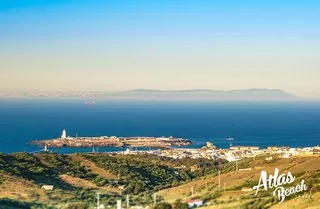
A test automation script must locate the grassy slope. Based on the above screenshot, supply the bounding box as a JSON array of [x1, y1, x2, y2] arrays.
[[0, 152, 218, 207], [158, 155, 320, 208], [270, 192, 320, 209], [0, 153, 122, 207], [70, 154, 118, 180]]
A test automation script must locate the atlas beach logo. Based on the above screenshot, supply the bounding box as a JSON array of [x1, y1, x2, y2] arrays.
[[253, 168, 308, 203]]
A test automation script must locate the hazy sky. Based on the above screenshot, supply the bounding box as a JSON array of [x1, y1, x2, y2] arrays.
[[0, 0, 319, 97]]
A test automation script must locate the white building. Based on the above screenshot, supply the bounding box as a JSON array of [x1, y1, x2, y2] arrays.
[[61, 129, 67, 139], [41, 185, 54, 190], [186, 200, 204, 208]]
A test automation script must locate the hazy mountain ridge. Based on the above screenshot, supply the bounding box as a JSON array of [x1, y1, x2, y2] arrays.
[[117, 88, 296, 100], [0, 89, 297, 100]]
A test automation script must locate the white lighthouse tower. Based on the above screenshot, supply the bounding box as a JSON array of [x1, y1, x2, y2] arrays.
[[61, 129, 67, 139]]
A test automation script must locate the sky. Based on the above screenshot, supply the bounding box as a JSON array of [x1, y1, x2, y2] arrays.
[[0, 0, 319, 98]]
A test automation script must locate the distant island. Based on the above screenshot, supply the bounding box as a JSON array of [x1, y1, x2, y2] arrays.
[[0, 88, 297, 101], [31, 129, 191, 148]]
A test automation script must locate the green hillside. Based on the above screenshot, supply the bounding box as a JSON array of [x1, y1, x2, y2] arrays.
[[1, 152, 320, 209], [0, 152, 222, 208]]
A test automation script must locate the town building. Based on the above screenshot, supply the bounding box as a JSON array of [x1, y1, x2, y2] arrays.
[[186, 199, 204, 208]]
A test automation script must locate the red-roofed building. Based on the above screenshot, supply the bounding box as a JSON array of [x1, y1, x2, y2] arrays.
[[185, 199, 204, 208], [313, 148, 320, 155]]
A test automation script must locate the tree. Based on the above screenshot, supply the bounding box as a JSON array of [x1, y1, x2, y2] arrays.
[[133, 182, 144, 194], [173, 200, 189, 209]]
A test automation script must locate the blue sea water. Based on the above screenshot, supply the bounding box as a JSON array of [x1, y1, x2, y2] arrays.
[[0, 99, 320, 153]]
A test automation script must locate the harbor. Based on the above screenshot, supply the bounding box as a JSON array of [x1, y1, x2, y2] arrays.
[[31, 129, 192, 149]]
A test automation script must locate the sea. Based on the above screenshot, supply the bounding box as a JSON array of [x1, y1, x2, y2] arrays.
[[0, 98, 320, 154]]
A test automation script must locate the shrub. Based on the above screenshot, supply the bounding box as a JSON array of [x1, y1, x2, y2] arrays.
[[154, 203, 172, 209]]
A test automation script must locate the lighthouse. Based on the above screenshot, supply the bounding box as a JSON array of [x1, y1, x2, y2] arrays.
[[61, 129, 67, 139]]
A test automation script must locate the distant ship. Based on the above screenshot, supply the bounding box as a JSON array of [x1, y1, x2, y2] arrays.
[[84, 101, 96, 105]]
